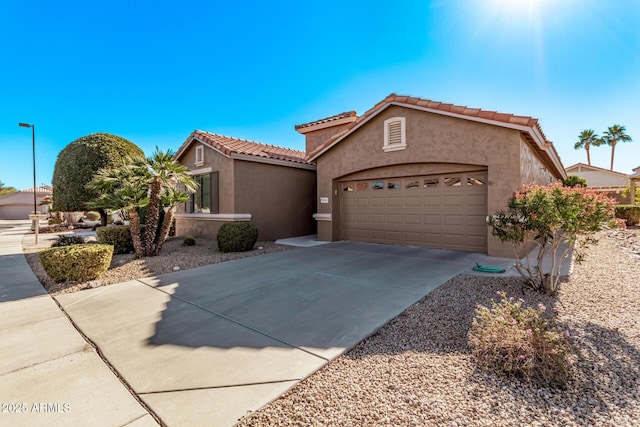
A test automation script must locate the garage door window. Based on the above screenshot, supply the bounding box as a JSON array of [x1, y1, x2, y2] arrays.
[[444, 176, 462, 187], [372, 181, 384, 190], [357, 182, 368, 191], [424, 177, 439, 188], [406, 180, 420, 189], [468, 176, 486, 186]]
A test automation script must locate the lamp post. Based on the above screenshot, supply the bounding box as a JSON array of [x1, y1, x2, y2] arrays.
[[18, 122, 39, 243]]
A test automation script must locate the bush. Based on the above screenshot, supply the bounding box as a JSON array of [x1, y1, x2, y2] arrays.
[[48, 217, 63, 225], [96, 225, 133, 254], [52, 234, 85, 247], [183, 235, 196, 246], [39, 244, 114, 283], [85, 211, 100, 221], [615, 205, 640, 226], [217, 222, 258, 253], [468, 292, 572, 387]]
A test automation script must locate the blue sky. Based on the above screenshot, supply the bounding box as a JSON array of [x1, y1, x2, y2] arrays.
[[1, 0, 638, 190]]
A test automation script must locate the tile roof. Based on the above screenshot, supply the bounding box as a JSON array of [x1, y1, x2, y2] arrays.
[[178, 130, 311, 165], [295, 111, 357, 130], [20, 185, 52, 193], [306, 93, 550, 161], [565, 163, 629, 177]]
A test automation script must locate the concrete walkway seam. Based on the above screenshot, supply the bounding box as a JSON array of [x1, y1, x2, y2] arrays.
[[49, 294, 167, 427]]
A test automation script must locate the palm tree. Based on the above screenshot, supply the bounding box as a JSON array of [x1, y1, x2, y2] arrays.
[[602, 124, 633, 171], [574, 129, 601, 166], [87, 150, 197, 257], [140, 148, 198, 256]]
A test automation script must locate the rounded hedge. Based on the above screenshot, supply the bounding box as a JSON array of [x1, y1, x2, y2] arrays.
[[217, 222, 258, 253], [52, 132, 144, 212], [39, 244, 114, 283]]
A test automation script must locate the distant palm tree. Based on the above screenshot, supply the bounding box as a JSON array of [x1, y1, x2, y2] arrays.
[[574, 129, 601, 166], [602, 124, 633, 171]]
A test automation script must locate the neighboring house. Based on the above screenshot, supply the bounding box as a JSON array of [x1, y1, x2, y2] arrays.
[[630, 165, 640, 204], [0, 185, 52, 220], [565, 163, 631, 203], [296, 94, 566, 258], [173, 131, 317, 241]]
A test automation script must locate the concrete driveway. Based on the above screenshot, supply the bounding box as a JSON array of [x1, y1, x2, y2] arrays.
[[55, 241, 514, 426]]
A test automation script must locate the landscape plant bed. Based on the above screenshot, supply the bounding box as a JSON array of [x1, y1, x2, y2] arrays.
[[23, 235, 293, 295], [238, 230, 640, 426]]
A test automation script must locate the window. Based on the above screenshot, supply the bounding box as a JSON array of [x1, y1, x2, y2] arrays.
[[424, 177, 439, 188], [467, 176, 486, 186], [406, 180, 420, 189], [383, 117, 407, 152], [356, 182, 368, 191], [371, 181, 384, 190], [387, 182, 400, 189], [343, 184, 354, 192], [188, 172, 219, 213], [195, 145, 204, 166], [444, 176, 462, 187]]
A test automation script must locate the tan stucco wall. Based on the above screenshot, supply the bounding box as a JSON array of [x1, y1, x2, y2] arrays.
[[304, 123, 353, 155], [175, 216, 230, 240], [314, 105, 539, 257], [565, 168, 629, 188], [234, 160, 316, 240], [519, 138, 559, 186], [176, 142, 234, 214]]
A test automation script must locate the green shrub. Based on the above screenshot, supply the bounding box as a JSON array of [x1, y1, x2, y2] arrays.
[[48, 217, 63, 225], [468, 292, 572, 387], [615, 205, 640, 226], [96, 225, 133, 254], [85, 211, 100, 221], [217, 222, 258, 253], [39, 244, 114, 283], [52, 234, 85, 247], [183, 235, 196, 246]]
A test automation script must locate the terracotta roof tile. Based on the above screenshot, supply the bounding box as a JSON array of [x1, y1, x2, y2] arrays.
[[295, 111, 357, 130], [306, 93, 549, 162], [178, 130, 311, 165]]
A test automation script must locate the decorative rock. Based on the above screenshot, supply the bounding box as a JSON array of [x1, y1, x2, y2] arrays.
[[87, 280, 100, 288], [83, 236, 98, 244], [173, 266, 181, 271]]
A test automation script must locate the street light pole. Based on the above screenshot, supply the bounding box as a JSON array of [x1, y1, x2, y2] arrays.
[[19, 122, 39, 243]]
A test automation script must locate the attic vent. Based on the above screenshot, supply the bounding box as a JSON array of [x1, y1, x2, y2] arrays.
[[383, 117, 407, 152], [195, 145, 204, 165]]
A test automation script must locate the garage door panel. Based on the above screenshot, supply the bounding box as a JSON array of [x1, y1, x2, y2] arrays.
[[444, 215, 463, 226], [404, 214, 420, 225], [371, 198, 385, 207], [370, 214, 385, 223], [423, 195, 441, 206], [340, 172, 487, 252], [387, 197, 402, 207]]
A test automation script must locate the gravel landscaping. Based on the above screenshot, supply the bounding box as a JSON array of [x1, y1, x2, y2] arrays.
[[238, 229, 640, 427], [23, 233, 293, 295]]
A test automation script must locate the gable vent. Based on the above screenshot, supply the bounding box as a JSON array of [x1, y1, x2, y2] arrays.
[[383, 117, 407, 152]]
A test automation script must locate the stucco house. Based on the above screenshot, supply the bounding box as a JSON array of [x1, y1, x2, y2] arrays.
[[296, 94, 566, 258], [0, 185, 51, 220], [173, 130, 317, 241], [565, 163, 631, 203], [174, 94, 566, 258]]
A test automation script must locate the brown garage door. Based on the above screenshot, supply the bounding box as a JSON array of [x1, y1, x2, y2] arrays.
[[340, 171, 488, 252]]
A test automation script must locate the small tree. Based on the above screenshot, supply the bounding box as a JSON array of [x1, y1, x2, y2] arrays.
[[87, 149, 197, 257], [52, 133, 144, 225], [562, 175, 587, 188], [488, 183, 615, 295]]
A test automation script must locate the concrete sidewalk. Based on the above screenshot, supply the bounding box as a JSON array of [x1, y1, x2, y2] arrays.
[[0, 221, 158, 427]]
